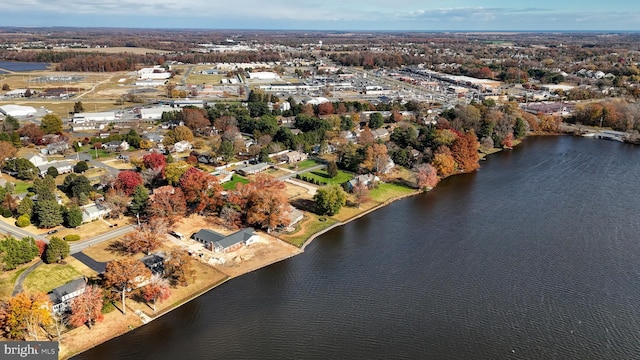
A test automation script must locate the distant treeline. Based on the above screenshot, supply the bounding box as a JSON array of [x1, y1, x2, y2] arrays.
[[0, 50, 282, 72]]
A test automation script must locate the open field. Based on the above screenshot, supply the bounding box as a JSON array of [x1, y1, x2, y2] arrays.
[[279, 213, 338, 247], [0, 265, 29, 300], [186, 73, 227, 85]]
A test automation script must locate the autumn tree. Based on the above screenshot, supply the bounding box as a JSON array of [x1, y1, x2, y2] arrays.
[[147, 186, 187, 225], [362, 143, 390, 174], [164, 161, 191, 186], [17, 123, 44, 145], [45, 236, 70, 264], [245, 183, 289, 232], [115, 170, 144, 196], [318, 102, 335, 116], [502, 133, 514, 149], [69, 285, 104, 329], [415, 163, 440, 191], [103, 258, 151, 314], [179, 168, 222, 214], [142, 152, 167, 172], [351, 180, 370, 208], [2, 292, 52, 340], [40, 114, 63, 134], [119, 225, 162, 255], [103, 188, 129, 219], [451, 130, 480, 173], [164, 248, 195, 287], [141, 275, 171, 313], [432, 147, 456, 177], [181, 107, 210, 133], [0, 141, 17, 168], [314, 184, 347, 216]]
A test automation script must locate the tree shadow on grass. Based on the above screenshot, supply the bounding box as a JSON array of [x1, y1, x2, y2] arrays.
[[290, 198, 317, 213]]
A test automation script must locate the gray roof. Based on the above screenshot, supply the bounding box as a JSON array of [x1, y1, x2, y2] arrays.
[[238, 162, 270, 174], [194, 228, 255, 250], [48, 277, 87, 304]]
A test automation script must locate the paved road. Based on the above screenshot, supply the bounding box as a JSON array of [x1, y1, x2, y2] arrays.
[[72, 253, 106, 273], [0, 219, 47, 241], [12, 260, 43, 296], [70, 224, 135, 254], [65, 153, 121, 177]]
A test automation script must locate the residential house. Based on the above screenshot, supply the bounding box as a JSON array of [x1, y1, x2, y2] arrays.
[[37, 161, 73, 177], [172, 140, 193, 153], [211, 169, 233, 184], [280, 151, 308, 164], [372, 128, 390, 139], [48, 277, 87, 315], [42, 141, 69, 155], [192, 228, 257, 253], [141, 132, 164, 143], [140, 252, 165, 276], [102, 140, 129, 152], [237, 162, 270, 176], [82, 203, 111, 223], [197, 153, 218, 165], [27, 154, 48, 167], [347, 174, 380, 191]]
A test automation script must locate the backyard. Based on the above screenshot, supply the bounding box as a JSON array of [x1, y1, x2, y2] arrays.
[[222, 175, 250, 190], [299, 168, 352, 185]]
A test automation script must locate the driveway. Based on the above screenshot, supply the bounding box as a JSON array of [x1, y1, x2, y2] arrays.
[[12, 260, 42, 296], [72, 252, 107, 273]]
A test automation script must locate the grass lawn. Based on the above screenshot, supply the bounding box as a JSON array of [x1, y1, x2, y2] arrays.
[[14, 181, 32, 194], [222, 175, 250, 190], [288, 159, 319, 171], [0, 266, 28, 300], [23, 263, 83, 294], [279, 213, 338, 247], [301, 169, 352, 185], [370, 182, 416, 202], [85, 149, 114, 159]]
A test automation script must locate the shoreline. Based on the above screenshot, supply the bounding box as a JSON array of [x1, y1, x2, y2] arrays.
[[66, 142, 520, 359]]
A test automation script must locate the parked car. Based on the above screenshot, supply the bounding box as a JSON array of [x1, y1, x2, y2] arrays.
[[47, 229, 58, 235]]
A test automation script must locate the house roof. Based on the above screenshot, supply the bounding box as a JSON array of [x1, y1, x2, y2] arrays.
[[49, 277, 87, 304], [140, 252, 165, 274], [239, 162, 270, 173], [194, 228, 255, 250]]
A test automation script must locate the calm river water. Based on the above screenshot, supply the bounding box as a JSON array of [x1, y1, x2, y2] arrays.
[[76, 136, 640, 360]]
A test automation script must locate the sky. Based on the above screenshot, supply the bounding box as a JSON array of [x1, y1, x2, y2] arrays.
[[4, 0, 640, 31]]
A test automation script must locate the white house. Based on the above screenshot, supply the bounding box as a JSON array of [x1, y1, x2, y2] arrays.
[[82, 203, 111, 223], [27, 154, 48, 167], [48, 278, 87, 315], [172, 140, 193, 153], [72, 112, 116, 124], [37, 161, 73, 177], [102, 140, 129, 152], [248, 72, 280, 81]]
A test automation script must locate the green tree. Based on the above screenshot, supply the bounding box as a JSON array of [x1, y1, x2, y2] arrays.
[[40, 114, 63, 134], [514, 118, 527, 139], [368, 112, 385, 129], [313, 184, 347, 216], [4, 158, 38, 180], [16, 197, 34, 218], [45, 236, 70, 264], [258, 147, 270, 163], [46, 166, 59, 178], [65, 205, 83, 228], [34, 199, 63, 228], [218, 139, 235, 162], [74, 161, 89, 173], [16, 215, 30, 228], [326, 161, 338, 178], [73, 101, 84, 114], [0, 236, 39, 270], [130, 185, 149, 215]]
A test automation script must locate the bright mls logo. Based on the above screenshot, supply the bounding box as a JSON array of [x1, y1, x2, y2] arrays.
[[2, 341, 58, 359]]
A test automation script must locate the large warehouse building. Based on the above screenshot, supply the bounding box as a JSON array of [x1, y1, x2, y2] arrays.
[[0, 104, 38, 117]]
